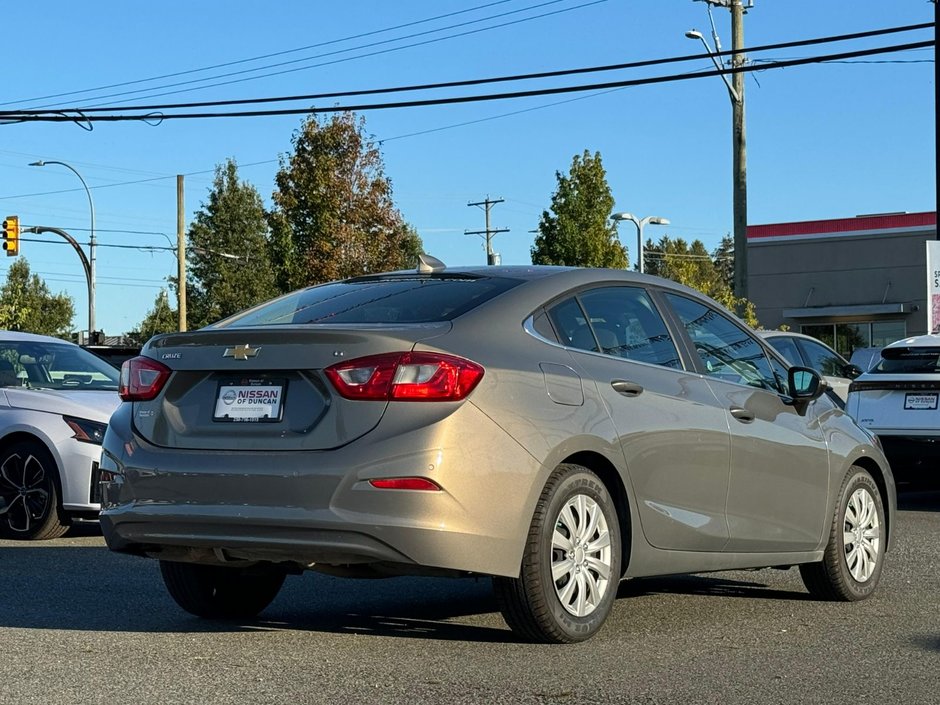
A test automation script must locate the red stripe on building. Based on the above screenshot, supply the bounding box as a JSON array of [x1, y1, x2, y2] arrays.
[[747, 211, 937, 240]]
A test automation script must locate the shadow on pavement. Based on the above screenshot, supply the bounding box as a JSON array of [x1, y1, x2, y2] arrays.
[[618, 573, 809, 602]]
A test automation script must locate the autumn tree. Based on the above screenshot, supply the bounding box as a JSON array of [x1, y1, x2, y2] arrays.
[[531, 150, 627, 268], [712, 233, 734, 291], [0, 259, 74, 337], [269, 112, 422, 291], [645, 235, 758, 327], [186, 159, 277, 327], [127, 290, 178, 345]]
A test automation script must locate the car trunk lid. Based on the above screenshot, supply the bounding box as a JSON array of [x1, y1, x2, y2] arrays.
[[131, 324, 450, 450]]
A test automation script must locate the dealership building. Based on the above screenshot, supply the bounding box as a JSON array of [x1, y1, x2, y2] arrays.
[[747, 210, 938, 355]]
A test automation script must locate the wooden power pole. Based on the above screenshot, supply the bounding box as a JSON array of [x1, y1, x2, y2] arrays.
[[177, 174, 187, 331], [730, 0, 748, 300], [466, 196, 509, 265]]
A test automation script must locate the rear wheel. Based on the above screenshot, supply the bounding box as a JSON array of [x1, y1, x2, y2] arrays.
[[799, 467, 885, 601], [0, 440, 68, 540], [493, 463, 621, 643], [159, 561, 287, 619]]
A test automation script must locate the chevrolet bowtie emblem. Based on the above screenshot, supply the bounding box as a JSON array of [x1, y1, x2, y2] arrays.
[[223, 344, 260, 360]]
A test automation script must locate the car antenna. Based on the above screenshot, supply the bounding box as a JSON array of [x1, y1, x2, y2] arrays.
[[417, 253, 446, 274]]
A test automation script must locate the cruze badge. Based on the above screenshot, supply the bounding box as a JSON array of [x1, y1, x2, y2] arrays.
[[223, 344, 260, 360]]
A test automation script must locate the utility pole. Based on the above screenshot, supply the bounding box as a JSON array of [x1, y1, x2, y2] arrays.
[[693, 0, 750, 299], [177, 174, 187, 331], [466, 196, 509, 265]]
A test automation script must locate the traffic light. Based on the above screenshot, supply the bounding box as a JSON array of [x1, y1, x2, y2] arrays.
[[2, 215, 19, 256]]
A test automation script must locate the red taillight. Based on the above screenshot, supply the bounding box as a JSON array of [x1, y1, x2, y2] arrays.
[[119, 356, 172, 402], [325, 351, 484, 402], [369, 477, 442, 491]]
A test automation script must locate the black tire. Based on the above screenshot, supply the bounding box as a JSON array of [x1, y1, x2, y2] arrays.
[[159, 560, 287, 619], [0, 439, 68, 540], [493, 463, 622, 643], [799, 467, 886, 601]]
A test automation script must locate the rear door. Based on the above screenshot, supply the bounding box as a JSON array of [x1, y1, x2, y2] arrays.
[[547, 285, 733, 552]]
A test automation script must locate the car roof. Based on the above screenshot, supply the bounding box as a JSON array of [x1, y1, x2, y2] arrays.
[[757, 330, 825, 344], [0, 330, 76, 345], [883, 334, 940, 349]]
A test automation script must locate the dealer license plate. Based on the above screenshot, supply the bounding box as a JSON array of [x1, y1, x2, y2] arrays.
[[904, 393, 938, 410], [213, 380, 285, 422]]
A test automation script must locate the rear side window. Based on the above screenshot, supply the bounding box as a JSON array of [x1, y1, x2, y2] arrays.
[[872, 347, 940, 374], [767, 336, 802, 366], [548, 286, 682, 369], [216, 275, 522, 327], [797, 338, 847, 376]]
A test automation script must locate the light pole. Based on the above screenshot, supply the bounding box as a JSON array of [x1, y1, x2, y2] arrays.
[[686, 2, 748, 299], [29, 160, 97, 339], [611, 212, 670, 274]]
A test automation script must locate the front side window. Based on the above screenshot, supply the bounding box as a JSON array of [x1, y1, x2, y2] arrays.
[[797, 339, 847, 377], [767, 336, 802, 366], [666, 294, 781, 392], [548, 287, 681, 369]]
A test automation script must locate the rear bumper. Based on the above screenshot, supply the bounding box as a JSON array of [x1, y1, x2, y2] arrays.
[[99, 402, 543, 578]]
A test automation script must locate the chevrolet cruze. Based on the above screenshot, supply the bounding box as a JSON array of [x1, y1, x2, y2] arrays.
[[100, 261, 895, 643]]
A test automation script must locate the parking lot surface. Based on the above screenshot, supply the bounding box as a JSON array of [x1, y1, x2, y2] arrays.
[[1, 490, 938, 705]]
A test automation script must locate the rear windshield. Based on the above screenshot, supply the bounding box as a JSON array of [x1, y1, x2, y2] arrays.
[[215, 275, 522, 327], [871, 347, 940, 374]]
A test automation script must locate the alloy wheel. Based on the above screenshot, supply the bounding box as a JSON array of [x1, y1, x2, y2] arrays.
[[551, 493, 613, 617], [842, 487, 881, 583], [0, 452, 52, 534]]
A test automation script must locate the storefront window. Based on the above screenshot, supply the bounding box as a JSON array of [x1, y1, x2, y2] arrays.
[[871, 321, 906, 348], [800, 321, 906, 356]]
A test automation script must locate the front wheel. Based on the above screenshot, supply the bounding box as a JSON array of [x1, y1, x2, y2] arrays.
[[494, 463, 622, 643], [0, 440, 68, 540], [160, 561, 287, 619], [799, 467, 886, 601]]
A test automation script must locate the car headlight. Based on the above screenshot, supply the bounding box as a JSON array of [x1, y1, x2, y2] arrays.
[[63, 416, 107, 445]]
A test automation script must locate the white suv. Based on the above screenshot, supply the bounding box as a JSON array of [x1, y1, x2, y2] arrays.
[[846, 334, 940, 479]]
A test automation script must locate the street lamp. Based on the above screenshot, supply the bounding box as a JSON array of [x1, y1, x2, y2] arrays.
[[685, 30, 738, 101], [611, 212, 670, 274], [29, 160, 97, 339]]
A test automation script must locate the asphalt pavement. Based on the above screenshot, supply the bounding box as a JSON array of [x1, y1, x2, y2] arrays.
[[1, 490, 938, 705]]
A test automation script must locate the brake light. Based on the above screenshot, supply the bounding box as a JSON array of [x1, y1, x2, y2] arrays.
[[119, 356, 172, 401], [325, 351, 484, 401]]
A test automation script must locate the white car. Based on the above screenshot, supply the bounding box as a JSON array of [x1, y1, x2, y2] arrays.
[[758, 330, 862, 403], [846, 334, 940, 478], [0, 331, 120, 539]]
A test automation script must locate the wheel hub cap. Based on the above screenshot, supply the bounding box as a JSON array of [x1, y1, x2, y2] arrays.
[[551, 494, 613, 618], [843, 487, 881, 583]]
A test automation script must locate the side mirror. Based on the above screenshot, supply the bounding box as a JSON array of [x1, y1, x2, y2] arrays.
[[842, 363, 863, 380], [788, 366, 825, 401]]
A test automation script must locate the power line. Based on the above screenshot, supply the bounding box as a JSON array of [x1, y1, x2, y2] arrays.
[[3, 40, 928, 123], [28, 0, 603, 111], [0, 0, 521, 107], [6, 21, 930, 117]]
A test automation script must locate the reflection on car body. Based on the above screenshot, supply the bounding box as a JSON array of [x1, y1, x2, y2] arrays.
[[99, 262, 896, 643]]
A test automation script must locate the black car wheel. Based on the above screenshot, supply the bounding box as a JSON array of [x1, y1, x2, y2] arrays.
[[0, 440, 68, 540], [799, 467, 885, 601], [494, 463, 622, 643], [160, 560, 287, 619]]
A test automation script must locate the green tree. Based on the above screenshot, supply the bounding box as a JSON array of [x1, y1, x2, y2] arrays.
[[269, 112, 422, 291], [128, 290, 178, 345], [712, 233, 734, 291], [644, 235, 759, 327], [0, 259, 74, 337], [531, 150, 627, 268], [186, 159, 277, 327]]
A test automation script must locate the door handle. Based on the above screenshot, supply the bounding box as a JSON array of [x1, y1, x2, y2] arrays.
[[611, 380, 644, 397], [729, 406, 756, 423]]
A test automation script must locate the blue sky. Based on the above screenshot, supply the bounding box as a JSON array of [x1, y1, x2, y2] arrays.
[[1, 1, 935, 336]]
